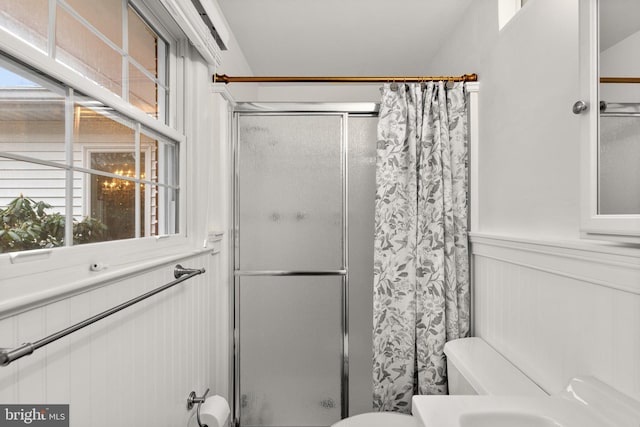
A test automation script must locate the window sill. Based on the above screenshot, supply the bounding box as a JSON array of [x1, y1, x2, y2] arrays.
[[0, 237, 218, 320]]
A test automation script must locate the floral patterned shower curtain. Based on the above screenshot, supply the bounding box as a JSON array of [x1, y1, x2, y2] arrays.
[[373, 81, 470, 412]]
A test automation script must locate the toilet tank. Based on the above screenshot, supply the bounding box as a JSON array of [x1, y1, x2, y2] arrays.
[[444, 338, 546, 396]]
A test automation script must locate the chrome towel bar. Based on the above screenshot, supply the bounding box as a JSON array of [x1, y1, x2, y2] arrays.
[[0, 264, 205, 367]]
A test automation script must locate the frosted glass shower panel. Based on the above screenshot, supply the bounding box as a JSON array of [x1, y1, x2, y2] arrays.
[[239, 276, 343, 426], [346, 116, 377, 415], [599, 116, 640, 214], [238, 115, 343, 271]]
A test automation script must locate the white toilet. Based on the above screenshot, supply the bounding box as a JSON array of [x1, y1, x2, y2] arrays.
[[332, 337, 545, 427]]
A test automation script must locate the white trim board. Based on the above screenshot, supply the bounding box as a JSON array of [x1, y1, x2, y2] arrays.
[[466, 82, 480, 232], [211, 82, 236, 105], [470, 232, 640, 295]]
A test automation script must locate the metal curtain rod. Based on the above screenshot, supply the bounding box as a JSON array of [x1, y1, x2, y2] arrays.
[[213, 73, 478, 84], [601, 77, 640, 84], [0, 264, 205, 367]]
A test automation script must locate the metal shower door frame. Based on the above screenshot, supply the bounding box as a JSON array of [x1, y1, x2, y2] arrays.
[[231, 103, 378, 427]]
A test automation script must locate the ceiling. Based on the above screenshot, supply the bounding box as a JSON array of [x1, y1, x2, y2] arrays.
[[216, 0, 473, 76]]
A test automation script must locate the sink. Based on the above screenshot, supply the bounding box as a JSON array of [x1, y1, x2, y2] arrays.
[[460, 412, 563, 427], [412, 377, 640, 427], [412, 395, 610, 427]]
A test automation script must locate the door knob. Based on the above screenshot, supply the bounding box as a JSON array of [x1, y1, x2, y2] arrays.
[[572, 100, 588, 114]]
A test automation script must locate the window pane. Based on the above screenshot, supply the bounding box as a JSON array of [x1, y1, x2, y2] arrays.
[[129, 64, 157, 118], [81, 152, 157, 242], [154, 185, 178, 235], [143, 131, 178, 188], [162, 140, 178, 186], [140, 133, 178, 236], [56, 6, 123, 95], [128, 6, 159, 78], [142, 181, 154, 236], [145, 133, 178, 236], [141, 132, 158, 184], [64, 0, 123, 47], [128, 5, 166, 121], [73, 97, 136, 163], [0, 157, 67, 253], [89, 150, 147, 184], [77, 170, 134, 243], [0, 64, 66, 165], [0, 0, 48, 53], [74, 97, 139, 242]]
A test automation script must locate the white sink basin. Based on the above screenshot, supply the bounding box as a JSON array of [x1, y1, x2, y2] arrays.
[[412, 377, 640, 427], [412, 395, 609, 427]]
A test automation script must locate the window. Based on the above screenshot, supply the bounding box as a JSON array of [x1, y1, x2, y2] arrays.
[[0, 58, 179, 254], [0, 0, 169, 122], [0, 0, 183, 256]]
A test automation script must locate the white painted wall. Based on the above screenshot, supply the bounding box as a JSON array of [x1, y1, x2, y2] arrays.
[[425, 0, 640, 400], [255, 84, 380, 103], [428, 0, 581, 239], [218, 27, 259, 102]]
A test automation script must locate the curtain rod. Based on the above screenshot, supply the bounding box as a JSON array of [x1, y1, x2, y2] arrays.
[[213, 73, 478, 84], [601, 77, 640, 84]]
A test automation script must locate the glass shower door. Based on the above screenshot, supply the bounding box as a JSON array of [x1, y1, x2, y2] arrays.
[[235, 114, 346, 427]]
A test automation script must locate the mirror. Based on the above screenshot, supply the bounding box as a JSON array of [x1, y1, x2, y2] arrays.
[[598, 0, 640, 215]]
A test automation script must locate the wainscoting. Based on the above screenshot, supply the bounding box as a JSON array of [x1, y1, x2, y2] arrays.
[[0, 250, 228, 426], [471, 233, 640, 401]]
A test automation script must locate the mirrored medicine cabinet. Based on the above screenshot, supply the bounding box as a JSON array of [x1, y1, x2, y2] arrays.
[[578, 0, 640, 242]]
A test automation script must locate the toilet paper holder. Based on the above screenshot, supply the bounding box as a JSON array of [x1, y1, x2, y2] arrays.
[[187, 388, 210, 427]]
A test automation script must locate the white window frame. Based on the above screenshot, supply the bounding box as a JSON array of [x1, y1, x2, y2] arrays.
[[578, 0, 640, 243], [0, 1, 190, 303]]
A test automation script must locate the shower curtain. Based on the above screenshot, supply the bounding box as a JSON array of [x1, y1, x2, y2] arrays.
[[373, 81, 470, 412]]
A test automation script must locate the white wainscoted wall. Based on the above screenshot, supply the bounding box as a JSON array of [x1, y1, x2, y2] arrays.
[[0, 23, 237, 424], [0, 250, 229, 427], [471, 233, 640, 401]]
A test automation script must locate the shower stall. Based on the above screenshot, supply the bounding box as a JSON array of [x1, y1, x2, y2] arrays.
[[232, 103, 378, 427]]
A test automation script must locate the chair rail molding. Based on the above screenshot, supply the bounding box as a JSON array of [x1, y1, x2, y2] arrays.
[[470, 232, 640, 295]]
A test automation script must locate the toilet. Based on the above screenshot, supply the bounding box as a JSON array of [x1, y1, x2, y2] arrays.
[[332, 337, 545, 427]]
